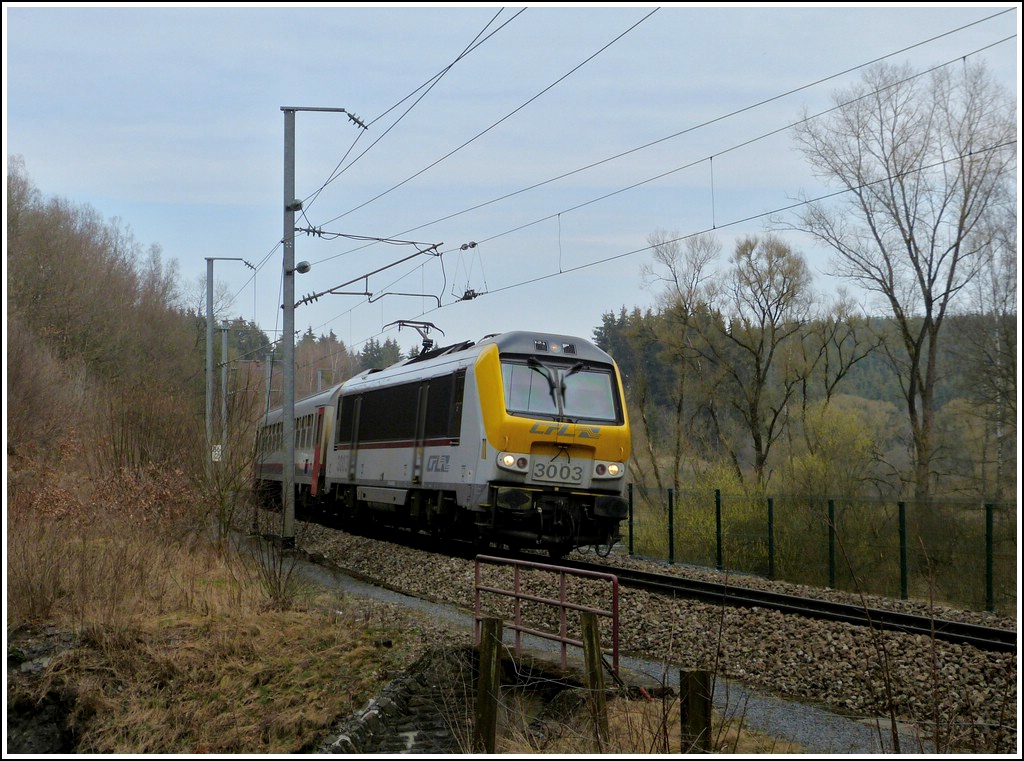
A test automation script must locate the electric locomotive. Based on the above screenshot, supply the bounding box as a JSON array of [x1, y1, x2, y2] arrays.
[[254, 330, 631, 557]]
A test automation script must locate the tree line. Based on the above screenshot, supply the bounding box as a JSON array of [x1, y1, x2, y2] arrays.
[[593, 60, 1015, 505], [595, 273, 1014, 504], [6, 156, 421, 479]]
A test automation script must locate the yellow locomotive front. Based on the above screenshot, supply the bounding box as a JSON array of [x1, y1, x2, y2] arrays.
[[473, 332, 631, 557]]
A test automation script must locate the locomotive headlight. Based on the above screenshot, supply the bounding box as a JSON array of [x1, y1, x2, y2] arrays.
[[593, 460, 624, 479], [496, 452, 529, 473]]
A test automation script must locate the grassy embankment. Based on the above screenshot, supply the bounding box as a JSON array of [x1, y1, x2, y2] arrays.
[[7, 452, 800, 754]]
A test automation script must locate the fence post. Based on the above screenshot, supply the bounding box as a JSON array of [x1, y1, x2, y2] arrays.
[[581, 611, 609, 748], [715, 489, 723, 571], [679, 669, 712, 752], [827, 499, 836, 589], [985, 503, 994, 613], [766, 496, 775, 580], [627, 483, 634, 557], [898, 501, 908, 601], [668, 488, 675, 565], [474, 617, 503, 754]]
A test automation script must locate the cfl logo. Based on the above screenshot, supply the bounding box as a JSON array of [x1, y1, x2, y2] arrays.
[[529, 423, 601, 439], [427, 455, 451, 472]]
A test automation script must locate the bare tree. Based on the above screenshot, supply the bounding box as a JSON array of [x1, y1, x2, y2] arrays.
[[639, 231, 721, 494], [947, 203, 1017, 500], [793, 290, 882, 456], [701, 234, 814, 491], [7, 158, 206, 477], [792, 60, 1015, 501]]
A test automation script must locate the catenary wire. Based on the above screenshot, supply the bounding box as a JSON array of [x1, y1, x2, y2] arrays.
[[288, 137, 1014, 375], [308, 17, 1015, 269], [238, 10, 1013, 305], [300, 8, 525, 219], [291, 30, 1014, 333], [229, 12, 1014, 360], [311, 8, 660, 232]]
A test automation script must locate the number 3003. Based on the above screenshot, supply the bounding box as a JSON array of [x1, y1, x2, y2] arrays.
[[532, 462, 583, 482]]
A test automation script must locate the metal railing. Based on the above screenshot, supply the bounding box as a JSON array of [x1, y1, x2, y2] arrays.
[[474, 554, 620, 675]]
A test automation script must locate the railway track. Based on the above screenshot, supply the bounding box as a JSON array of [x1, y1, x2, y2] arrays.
[[551, 556, 1018, 654], [301, 520, 1016, 654], [287, 519, 1018, 755]]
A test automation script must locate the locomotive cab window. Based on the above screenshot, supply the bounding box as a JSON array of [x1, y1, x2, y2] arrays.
[[501, 357, 621, 424]]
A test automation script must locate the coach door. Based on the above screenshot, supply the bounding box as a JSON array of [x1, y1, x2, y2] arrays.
[[346, 396, 361, 481], [412, 383, 429, 484], [310, 405, 331, 496]]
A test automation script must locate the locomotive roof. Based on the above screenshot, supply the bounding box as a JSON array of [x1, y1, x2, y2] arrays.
[[262, 330, 614, 423], [338, 330, 612, 388], [376, 330, 610, 371], [482, 330, 612, 363]]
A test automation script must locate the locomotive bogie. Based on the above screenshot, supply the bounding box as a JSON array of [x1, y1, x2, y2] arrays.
[[254, 331, 631, 556]]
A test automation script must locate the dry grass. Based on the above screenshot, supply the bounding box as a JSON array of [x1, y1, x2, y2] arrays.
[[6, 453, 810, 754], [495, 688, 806, 754], [5, 456, 453, 754], [30, 602, 424, 753]]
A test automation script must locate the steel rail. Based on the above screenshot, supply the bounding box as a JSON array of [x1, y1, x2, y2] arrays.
[[308, 522, 1017, 654], [555, 558, 1017, 654]]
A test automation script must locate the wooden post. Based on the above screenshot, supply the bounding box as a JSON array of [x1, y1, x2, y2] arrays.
[[680, 669, 712, 752], [474, 617, 503, 754], [581, 611, 609, 748]]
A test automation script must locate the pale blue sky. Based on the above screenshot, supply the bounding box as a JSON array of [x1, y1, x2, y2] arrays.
[[4, 3, 1019, 356]]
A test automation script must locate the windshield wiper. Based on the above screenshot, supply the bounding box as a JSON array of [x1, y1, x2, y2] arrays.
[[527, 356, 557, 403], [559, 362, 585, 398]]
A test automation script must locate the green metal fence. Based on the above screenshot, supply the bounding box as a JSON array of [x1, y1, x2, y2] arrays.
[[624, 485, 1017, 616]]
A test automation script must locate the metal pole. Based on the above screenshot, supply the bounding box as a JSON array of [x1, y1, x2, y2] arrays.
[[715, 489, 723, 570], [205, 256, 251, 470], [282, 107, 297, 546], [265, 358, 273, 408], [221, 321, 229, 455], [627, 483, 634, 557], [279, 105, 361, 546], [985, 503, 994, 613], [828, 499, 836, 589], [898, 501, 908, 601], [667, 488, 674, 565], [206, 258, 214, 461]]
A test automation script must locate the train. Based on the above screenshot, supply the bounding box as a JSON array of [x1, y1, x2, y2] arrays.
[[253, 330, 632, 557]]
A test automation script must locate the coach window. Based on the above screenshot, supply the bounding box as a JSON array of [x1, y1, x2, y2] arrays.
[[360, 383, 418, 442], [337, 396, 353, 444], [451, 369, 465, 435], [423, 374, 451, 439]]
